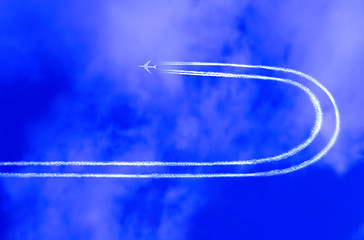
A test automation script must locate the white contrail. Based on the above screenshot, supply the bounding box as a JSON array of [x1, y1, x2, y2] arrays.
[[0, 74, 322, 167], [0, 172, 288, 178], [0, 62, 339, 177], [0, 74, 321, 167]]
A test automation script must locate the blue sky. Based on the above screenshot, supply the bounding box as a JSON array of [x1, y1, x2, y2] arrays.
[[1, 0, 364, 239]]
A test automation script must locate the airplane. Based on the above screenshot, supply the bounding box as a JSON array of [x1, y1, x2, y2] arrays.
[[139, 60, 157, 74]]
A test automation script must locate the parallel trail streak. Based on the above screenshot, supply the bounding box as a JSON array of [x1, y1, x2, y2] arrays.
[[0, 62, 340, 178]]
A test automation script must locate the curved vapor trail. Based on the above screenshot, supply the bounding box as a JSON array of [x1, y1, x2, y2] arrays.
[[0, 76, 321, 168], [0, 62, 340, 177], [0, 73, 322, 167], [0, 72, 322, 167]]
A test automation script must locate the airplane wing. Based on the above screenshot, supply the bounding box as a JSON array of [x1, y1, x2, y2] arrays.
[[146, 60, 151, 65], [145, 68, 151, 74]]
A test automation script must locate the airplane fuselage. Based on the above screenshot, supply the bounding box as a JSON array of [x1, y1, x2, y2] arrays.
[[139, 60, 156, 74]]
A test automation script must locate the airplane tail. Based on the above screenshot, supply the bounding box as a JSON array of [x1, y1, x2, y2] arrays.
[[153, 65, 157, 69]]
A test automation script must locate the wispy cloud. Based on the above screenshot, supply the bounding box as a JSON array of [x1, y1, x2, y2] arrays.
[[1, 0, 363, 238]]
